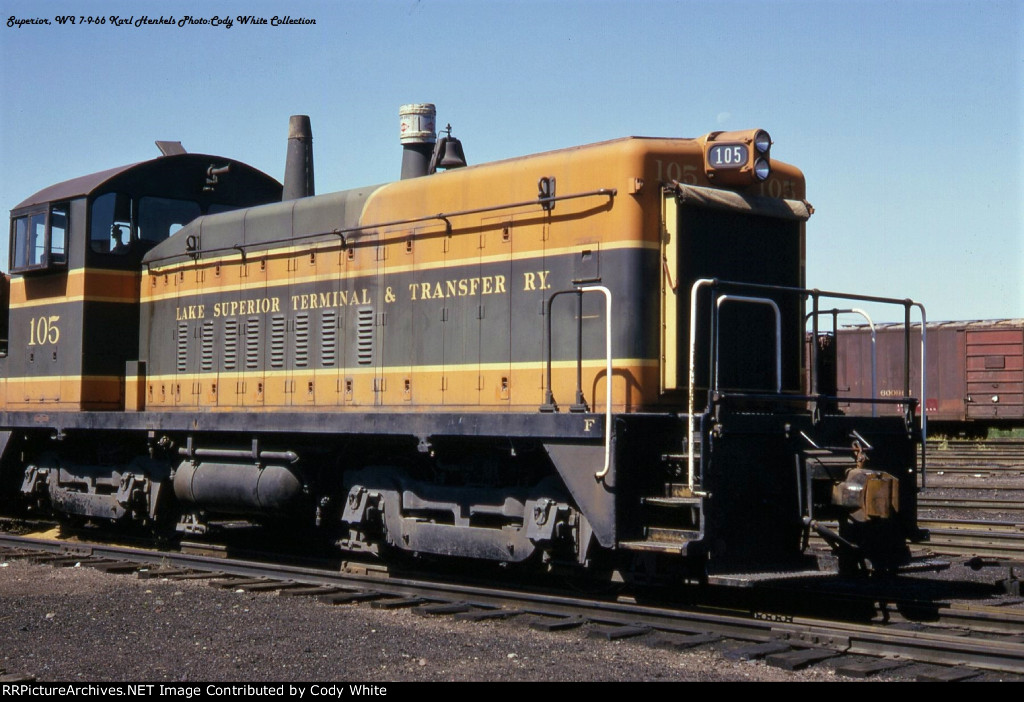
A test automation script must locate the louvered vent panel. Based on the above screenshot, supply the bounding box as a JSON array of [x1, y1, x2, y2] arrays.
[[201, 320, 215, 372], [357, 308, 374, 365], [245, 317, 260, 370], [176, 321, 189, 373], [295, 313, 309, 368], [223, 319, 238, 370], [270, 315, 286, 369], [321, 310, 337, 367]]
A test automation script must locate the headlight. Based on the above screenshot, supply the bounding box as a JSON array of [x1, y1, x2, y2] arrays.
[[754, 157, 771, 181], [754, 130, 772, 154]]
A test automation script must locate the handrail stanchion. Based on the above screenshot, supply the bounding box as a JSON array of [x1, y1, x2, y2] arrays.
[[540, 285, 615, 480], [810, 290, 820, 395], [688, 279, 715, 493], [914, 302, 928, 487], [579, 286, 614, 481], [806, 308, 877, 416]]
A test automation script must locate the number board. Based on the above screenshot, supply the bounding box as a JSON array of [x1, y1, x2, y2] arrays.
[[708, 144, 748, 169]]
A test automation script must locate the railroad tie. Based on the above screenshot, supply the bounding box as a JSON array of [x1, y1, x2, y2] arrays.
[[319, 590, 384, 605], [587, 624, 651, 641], [649, 632, 721, 650], [529, 615, 586, 632], [453, 609, 522, 622], [723, 640, 792, 661], [834, 659, 907, 678], [913, 665, 981, 682], [278, 585, 342, 598], [211, 577, 271, 589], [86, 560, 141, 574], [136, 568, 194, 580], [765, 648, 837, 671], [412, 602, 472, 617], [370, 597, 429, 610]]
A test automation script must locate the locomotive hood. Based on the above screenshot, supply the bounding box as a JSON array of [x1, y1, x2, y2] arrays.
[[143, 183, 386, 268]]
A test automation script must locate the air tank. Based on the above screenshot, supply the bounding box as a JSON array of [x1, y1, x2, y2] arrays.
[[173, 461, 304, 516]]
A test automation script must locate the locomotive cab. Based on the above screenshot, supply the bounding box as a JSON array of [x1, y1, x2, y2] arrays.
[[1, 153, 281, 410]]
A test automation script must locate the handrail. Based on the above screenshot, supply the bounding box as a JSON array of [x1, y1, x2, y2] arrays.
[[582, 286, 614, 480], [146, 187, 617, 267], [807, 308, 877, 416], [687, 278, 927, 494], [687, 283, 784, 493], [914, 301, 928, 485], [687, 279, 715, 492], [539, 285, 614, 481]]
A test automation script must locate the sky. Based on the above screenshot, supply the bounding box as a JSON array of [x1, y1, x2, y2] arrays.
[[1, 0, 1020, 323]]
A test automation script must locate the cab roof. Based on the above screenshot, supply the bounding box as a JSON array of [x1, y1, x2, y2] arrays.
[[12, 154, 282, 213]]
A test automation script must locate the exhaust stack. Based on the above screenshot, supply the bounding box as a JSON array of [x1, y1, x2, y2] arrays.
[[399, 103, 437, 179], [283, 115, 315, 200]]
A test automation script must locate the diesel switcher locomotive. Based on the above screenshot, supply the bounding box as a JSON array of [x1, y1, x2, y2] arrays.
[[0, 105, 928, 581]]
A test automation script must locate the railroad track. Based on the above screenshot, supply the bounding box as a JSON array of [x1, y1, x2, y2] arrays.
[[924, 469, 1024, 483], [916, 519, 1024, 563], [926, 465, 1024, 477], [923, 439, 1024, 472], [920, 480, 1024, 493], [919, 497, 1024, 514], [1, 532, 1022, 679], [802, 515, 1024, 567]]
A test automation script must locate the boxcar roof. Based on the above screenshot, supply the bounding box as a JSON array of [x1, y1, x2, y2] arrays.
[[843, 319, 1024, 331]]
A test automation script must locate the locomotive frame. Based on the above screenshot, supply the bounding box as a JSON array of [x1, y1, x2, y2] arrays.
[[0, 107, 929, 582]]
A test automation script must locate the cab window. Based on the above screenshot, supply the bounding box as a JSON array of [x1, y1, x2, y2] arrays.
[[90, 192, 134, 254], [91, 193, 203, 254], [49, 205, 67, 263], [139, 196, 201, 242], [9, 203, 69, 273]]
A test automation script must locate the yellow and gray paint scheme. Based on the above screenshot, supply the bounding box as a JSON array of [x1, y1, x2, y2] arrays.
[[1, 116, 923, 577], [135, 135, 809, 417]]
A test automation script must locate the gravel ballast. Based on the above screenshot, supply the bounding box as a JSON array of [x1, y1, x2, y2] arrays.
[[1, 558, 860, 683]]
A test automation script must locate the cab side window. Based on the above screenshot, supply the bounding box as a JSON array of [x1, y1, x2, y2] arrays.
[[90, 193, 203, 254], [0, 273, 9, 357], [9, 203, 69, 273], [90, 192, 134, 254], [49, 205, 68, 264], [138, 196, 201, 243]]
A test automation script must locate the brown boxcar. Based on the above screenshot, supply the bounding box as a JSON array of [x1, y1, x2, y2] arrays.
[[836, 319, 1024, 429]]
